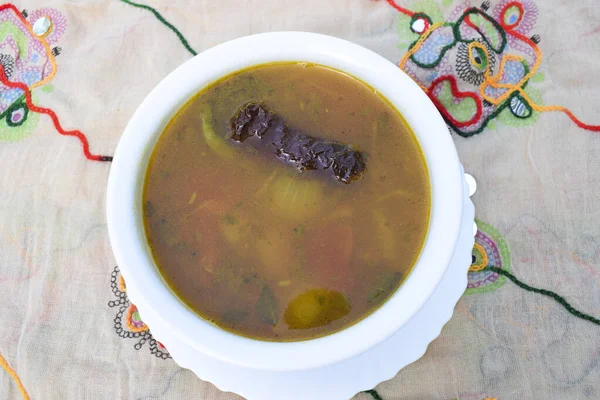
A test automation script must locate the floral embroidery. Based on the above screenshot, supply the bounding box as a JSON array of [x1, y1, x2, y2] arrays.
[[466, 219, 511, 295], [108, 266, 170, 359], [0, 5, 63, 142], [384, 0, 600, 135], [0, 4, 111, 161]]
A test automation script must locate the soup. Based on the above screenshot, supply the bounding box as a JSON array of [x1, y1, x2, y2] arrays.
[[143, 62, 430, 341]]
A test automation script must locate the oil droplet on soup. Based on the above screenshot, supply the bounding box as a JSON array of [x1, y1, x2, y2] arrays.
[[143, 62, 430, 341]]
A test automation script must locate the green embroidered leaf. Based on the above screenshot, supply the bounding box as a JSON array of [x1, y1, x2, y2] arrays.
[[0, 93, 40, 142], [471, 46, 489, 72], [396, 0, 444, 49], [41, 84, 55, 93], [532, 72, 545, 83]]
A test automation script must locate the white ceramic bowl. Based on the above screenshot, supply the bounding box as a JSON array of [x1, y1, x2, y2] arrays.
[[107, 32, 464, 373]]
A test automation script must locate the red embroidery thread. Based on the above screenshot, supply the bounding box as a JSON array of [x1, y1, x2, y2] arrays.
[[0, 66, 113, 162], [499, 1, 525, 30], [428, 76, 483, 128], [385, 0, 415, 17]]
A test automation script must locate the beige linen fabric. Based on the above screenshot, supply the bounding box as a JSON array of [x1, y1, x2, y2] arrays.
[[1, 0, 599, 399]]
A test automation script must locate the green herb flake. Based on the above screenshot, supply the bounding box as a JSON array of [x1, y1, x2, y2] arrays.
[[222, 310, 249, 325], [144, 201, 155, 218], [293, 224, 305, 237], [366, 271, 403, 303], [256, 285, 279, 326], [223, 214, 239, 225]]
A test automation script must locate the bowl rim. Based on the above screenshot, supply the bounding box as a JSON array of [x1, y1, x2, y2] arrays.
[[106, 31, 463, 372]]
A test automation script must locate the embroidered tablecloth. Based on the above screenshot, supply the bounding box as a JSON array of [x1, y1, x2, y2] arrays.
[[1, 0, 599, 399]]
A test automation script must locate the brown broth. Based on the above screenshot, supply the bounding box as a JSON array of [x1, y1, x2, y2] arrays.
[[143, 62, 430, 341]]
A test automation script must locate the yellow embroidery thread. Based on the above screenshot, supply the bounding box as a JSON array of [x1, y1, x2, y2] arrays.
[[469, 242, 489, 272], [399, 22, 446, 91], [0, 352, 30, 400], [126, 305, 149, 333], [119, 275, 126, 292], [15, 9, 57, 89]]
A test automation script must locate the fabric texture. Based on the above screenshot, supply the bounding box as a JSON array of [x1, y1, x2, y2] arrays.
[[1, 0, 599, 399]]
